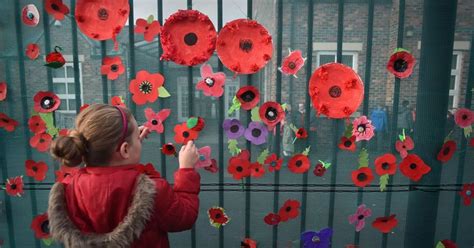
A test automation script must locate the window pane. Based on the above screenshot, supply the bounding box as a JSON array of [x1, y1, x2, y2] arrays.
[[53, 68, 65, 78], [53, 83, 66, 94], [319, 54, 335, 66], [180, 84, 188, 118], [448, 96, 454, 108], [58, 99, 67, 110], [451, 54, 458, 69], [68, 99, 76, 111], [68, 83, 75, 94], [450, 75, 456, 90], [66, 66, 75, 79], [342, 55, 353, 68]]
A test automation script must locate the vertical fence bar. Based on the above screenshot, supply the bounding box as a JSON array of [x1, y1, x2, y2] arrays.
[[128, 0, 137, 115], [450, 30, 474, 242], [70, 0, 83, 113], [13, 1, 40, 247], [100, 41, 109, 103], [157, 0, 167, 179], [217, 0, 225, 246], [272, 0, 284, 247]]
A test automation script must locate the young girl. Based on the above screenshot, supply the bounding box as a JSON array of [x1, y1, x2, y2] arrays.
[[48, 104, 200, 248]]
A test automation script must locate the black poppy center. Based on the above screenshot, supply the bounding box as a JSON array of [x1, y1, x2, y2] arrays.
[[240, 91, 255, 102], [139, 81, 153, 94], [270, 161, 277, 167], [51, 4, 60, 11], [98, 8, 109, 20], [288, 62, 296, 69], [344, 140, 352, 147], [39, 139, 45, 143], [286, 206, 292, 212], [329, 86, 342, 98], [230, 125, 240, 133], [236, 166, 243, 172], [265, 107, 278, 121], [184, 33, 198, 46], [152, 120, 158, 125], [111, 64, 119, 72], [41, 96, 55, 109], [182, 131, 190, 138], [394, 59, 408, 72], [215, 213, 222, 219], [2, 118, 9, 123], [357, 172, 367, 181], [462, 114, 468, 120], [11, 184, 17, 190], [251, 128, 262, 137], [358, 214, 365, 220], [443, 147, 451, 155], [409, 163, 417, 169], [381, 219, 389, 223], [255, 167, 260, 172], [239, 39, 253, 53], [32, 166, 38, 172], [357, 124, 366, 133], [382, 162, 390, 170], [27, 12, 35, 20], [295, 160, 303, 167], [297, 130, 304, 136], [41, 220, 50, 234], [166, 145, 174, 151], [205, 77, 215, 87]]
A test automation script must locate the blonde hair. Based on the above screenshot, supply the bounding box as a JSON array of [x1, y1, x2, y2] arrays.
[[51, 104, 133, 166]]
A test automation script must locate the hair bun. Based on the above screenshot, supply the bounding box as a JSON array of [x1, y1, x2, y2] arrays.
[[50, 129, 87, 167]]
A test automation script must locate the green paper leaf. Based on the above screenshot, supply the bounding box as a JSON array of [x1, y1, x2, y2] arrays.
[[302, 146, 311, 156], [39, 113, 59, 137], [42, 238, 53, 246], [393, 47, 410, 54], [379, 174, 389, 192], [398, 129, 406, 142], [444, 130, 454, 143], [318, 160, 331, 169], [435, 241, 445, 248], [257, 149, 269, 164], [281, 103, 288, 111], [228, 96, 241, 115], [464, 126, 472, 138], [289, 123, 298, 133], [228, 139, 241, 156], [147, 14, 155, 24], [158, 86, 171, 98], [343, 123, 353, 138], [251, 107, 261, 122], [187, 117, 198, 129], [358, 148, 369, 168]]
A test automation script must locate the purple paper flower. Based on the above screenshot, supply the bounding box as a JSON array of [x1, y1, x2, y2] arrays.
[[301, 227, 333, 248], [349, 204, 372, 232], [223, 119, 245, 139], [244, 121, 268, 145]]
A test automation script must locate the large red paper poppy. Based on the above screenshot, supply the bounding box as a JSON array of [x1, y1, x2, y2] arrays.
[[22, 4, 40, 27], [386, 50, 416, 79], [250, 162, 265, 178], [135, 18, 161, 42], [129, 70, 164, 105], [160, 10, 216, 66], [45, 0, 69, 21], [217, 19, 273, 74], [399, 154, 431, 182], [5, 176, 24, 197], [309, 63, 364, 119], [26, 43, 40, 60], [437, 140, 457, 163], [228, 153, 251, 180], [372, 214, 398, 233], [44, 46, 66, 68], [208, 207, 230, 227], [31, 213, 50, 239], [259, 102, 285, 129], [279, 49, 305, 77], [173, 123, 199, 145], [30, 133, 52, 152], [28, 115, 47, 134], [351, 167, 374, 187], [264, 213, 281, 226], [265, 153, 283, 172], [196, 64, 226, 98], [374, 153, 397, 176], [236, 86, 260, 110], [459, 183, 474, 206], [338, 136, 357, 151], [288, 154, 310, 174], [278, 199, 300, 222], [0, 82, 6, 101], [33, 91, 61, 113], [101, 56, 125, 80], [0, 113, 19, 132], [25, 160, 49, 182]]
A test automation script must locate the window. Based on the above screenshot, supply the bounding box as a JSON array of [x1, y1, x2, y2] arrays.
[[52, 63, 83, 113], [449, 52, 462, 108], [316, 51, 358, 71]]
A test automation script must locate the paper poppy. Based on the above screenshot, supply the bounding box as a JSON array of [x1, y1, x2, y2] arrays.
[[278, 199, 301, 222], [470, 137, 474, 147], [25, 160, 49, 182], [437, 240, 458, 248], [223, 119, 245, 139], [129, 70, 164, 105], [22, 4, 40, 27], [135, 17, 161, 42], [313, 163, 327, 177], [144, 108, 171, 133], [75, 0, 129, 49], [309, 63, 364, 119], [301, 227, 333, 248], [241, 238, 257, 248], [227, 153, 251, 180], [244, 121, 268, 145], [187, 117, 205, 132], [31, 213, 51, 240], [217, 19, 273, 74], [454, 108, 474, 128], [30, 132, 52, 152], [204, 159, 219, 174], [288, 154, 310, 174], [111, 96, 126, 108], [279, 49, 306, 77], [33, 91, 61, 113], [338, 136, 356, 152], [26, 43, 40, 60], [437, 140, 457, 163], [208, 207, 230, 228], [395, 136, 414, 159], [374, 153, 397, 176], [459, 183, 474, 206], [352, 116, 375, 142], [236, 86, 260, 110], [5, 176, 24, 197], [399, 154, 431, 182], [136, 163, 161, 177], [58, 128, 69, 137], [259, 102, 285, 129], [28, 115, 47, 134], [265, 153, 283, 172], [44, 46, 66, 68], [195, 146, 212, 169], [372, 214, 398, 233], [250, 162, 265, 178], [0, 82, 6, 101], [264, 213, 281, 226], [351, 167, 374, 187], [160, 10, 216, 66], [55, 165, 79, 183], [196, 63, 225, 98], [45, 0, 69, 21], [79, 104, 89, 112], [173, 123, 199, 145], [0, 113, 19, 132], [296, 128, 308, 139], [101, 57, 125, 80], [348, 204, 372, 232], [161, 143, 177, 156], [386, 50, 416, 79]]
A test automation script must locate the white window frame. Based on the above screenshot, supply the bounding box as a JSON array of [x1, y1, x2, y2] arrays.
[[450, 51, 462, 109], [315, 51, 359, 72], [52, 62, 84, 113]]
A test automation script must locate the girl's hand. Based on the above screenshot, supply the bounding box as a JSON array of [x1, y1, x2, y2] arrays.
[[179, 140, 199, 169], [139, 126, 151, 142]]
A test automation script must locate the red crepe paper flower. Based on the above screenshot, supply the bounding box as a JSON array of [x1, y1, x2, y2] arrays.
[[386, 50, 416, 79], [173, 123, 199, 145], [241, 238, 257, 248], [309, 63, 364, 119], [26, 43, 40, 60], [372, 214, 398, 233], [45, 0, 69, 21], [136, 163, 161, 177], [439, 240, 458, 248], [437, 140, 457, 163], [352, 116, 375, 142], [0, 113, 19, 132], [339, 136, 357, 151], [296, 128, 308, 139], [161, 10, 217, 66], [454, 108, 474, 128], [204, 159, 219, 173], [28, 115, 46, 134], [459, 183, 474, 206], [129, 70, 164, 105], [22, 4, 40, 27], [264, 213, 281, 226], [313, 163, 327, 177], [161, 143, 177, 156], [44, 46, 66, 68], [395, 136, 414, 159], [279, 49, 305, 77], [208, 207, 230, 228], [351, 167, 374, 187], [265, 153, 283, 172], [399, 154, 431, 182], [135, 18, 161, 42], [5, 176, 24, 197], [236, 86, 260, 110], [278, 199, 301, 222], [250, 162, 265, 178], [228, 151, 251, 180], [58, 128, 69, 137], [196, 64, 225, 97], [217, 19, 273, 74], [374, 153, 397, 176], [33, 91, 61, 113], [55, 165, 79, 183], [101, 57, 125, 80], [144, 108, 171, 133], [0, 82, 6, 101], [31, 213, 50, 239], [259, 101, 285, 129], [25, 160, 49, 182], [111, 96, 126, 108], [189, 117, 205, 132], [288, 154, 310, 174], [30, 133, 52, 152]]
